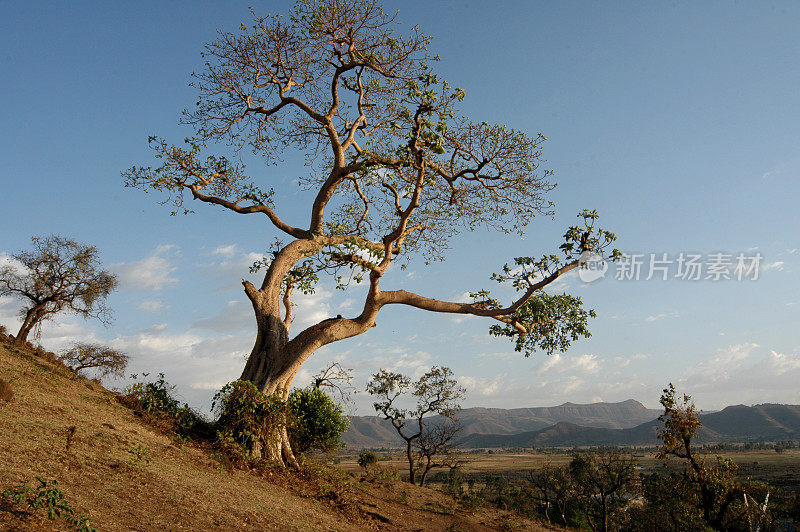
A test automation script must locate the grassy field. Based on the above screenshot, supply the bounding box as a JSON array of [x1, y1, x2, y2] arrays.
[[338, 448, 800, 493]]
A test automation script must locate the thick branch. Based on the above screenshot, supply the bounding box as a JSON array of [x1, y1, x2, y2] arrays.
[[377, 261, 579, 318]]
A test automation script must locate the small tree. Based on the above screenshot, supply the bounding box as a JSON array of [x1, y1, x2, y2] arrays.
[[312, 362, 357, 413], [656, 383, 771, 530], [0, 236, 117, 345], [569, 450, 638, 532], [58, 342, 129, 379], [367, 366, 464, 485], [414, 419, 462, 486], [528, 463, 574, 526], [357, 450, 379, 472]]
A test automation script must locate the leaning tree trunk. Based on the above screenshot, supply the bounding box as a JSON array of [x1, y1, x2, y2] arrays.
[[14, 307, 42, 345], [235, 239, 381, 469]]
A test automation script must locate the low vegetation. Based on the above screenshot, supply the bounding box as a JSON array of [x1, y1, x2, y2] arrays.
[[286, 385, 350, 455], [1, 478, 97, 531], [121, 372, 213, 442]]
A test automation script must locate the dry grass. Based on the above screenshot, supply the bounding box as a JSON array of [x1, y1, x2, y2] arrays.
[[0, 339, 554, 531]]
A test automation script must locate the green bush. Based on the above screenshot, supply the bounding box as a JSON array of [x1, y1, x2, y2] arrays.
[[357, 450, 379, 471], [123, 373, 212, 440], [458, 492, 487, 512], [212, 379, 285, 462], [367, 465, 399, 481], [286, 386, 349, 455], [1, 478, 97, 532]]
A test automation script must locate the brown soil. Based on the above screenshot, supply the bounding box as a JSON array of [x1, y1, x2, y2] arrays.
[[0, 338, 554, 531]]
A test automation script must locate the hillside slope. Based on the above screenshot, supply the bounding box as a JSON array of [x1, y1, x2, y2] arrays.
[[0, 339, 548, 531]]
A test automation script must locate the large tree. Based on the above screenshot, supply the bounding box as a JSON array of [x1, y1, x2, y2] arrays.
[[124, 0, 619, 467], [0, 236, 117, 345]]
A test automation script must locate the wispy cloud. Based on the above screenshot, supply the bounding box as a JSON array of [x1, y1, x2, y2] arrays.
[[679, 344, 800, 407], [476, 352, 518, 360], [211, 244, 238, 258], [192, 300, 252, 333], [137, 299, 165, 313], [112, 245, 179, 291], [645, 311, 679, 323], [536, 353, 602, 375], [762, 260, 785, 272], [459, 373, 508, 397]]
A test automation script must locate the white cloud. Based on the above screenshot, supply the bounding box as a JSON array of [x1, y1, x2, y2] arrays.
[[356, 349, 434, 379], [476, 352, 518, 360], [459, 374, 507, 397], [203, 250, 264, 292], [535, 353, 602, 375], [137, 299, 164, 312], [112, 245, 179, 291], [645, 311, 679, 323], [762, 260, 785, 272], [291, 289, 334, 331], [211, 244, 238, 258], [678, 345, 800, 407]]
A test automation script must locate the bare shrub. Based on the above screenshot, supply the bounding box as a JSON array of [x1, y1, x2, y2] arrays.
[[58, 342, 128, 379]]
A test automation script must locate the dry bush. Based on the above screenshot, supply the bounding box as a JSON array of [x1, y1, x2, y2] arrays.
[[0, 378, 13, 402], [59, 342, 128, 379]]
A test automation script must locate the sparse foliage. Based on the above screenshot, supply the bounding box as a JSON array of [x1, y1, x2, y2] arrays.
[[59, 342, 128, 379], [527, 463, 574, 526], [124, 373, 211, 441], [312, 362, 357, 412], [0, 235, 117, 345], [367, 366, 464, 485], [656, 383, 772, 530], [124, 0, 619, 466], [569, 450, 638, 532], [126, 444, 152, 468], [1, 478, 97, 532]]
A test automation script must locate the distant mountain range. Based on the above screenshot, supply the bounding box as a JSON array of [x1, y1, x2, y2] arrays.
[[342, 400, 800, 449]]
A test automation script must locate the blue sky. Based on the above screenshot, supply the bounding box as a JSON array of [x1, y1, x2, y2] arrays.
[[1, 1, 799, 415]]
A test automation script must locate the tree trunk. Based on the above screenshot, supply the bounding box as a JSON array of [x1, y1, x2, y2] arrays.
[[419, 456, 432, 486], [14, 308, 39, 345], [406, 442, 416, 485], [238, 309, 302, 469], [234, 239, 380, 469], [600, 494, 608, 532]]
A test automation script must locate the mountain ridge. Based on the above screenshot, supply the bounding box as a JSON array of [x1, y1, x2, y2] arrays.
[[343, 400, 800, 449]]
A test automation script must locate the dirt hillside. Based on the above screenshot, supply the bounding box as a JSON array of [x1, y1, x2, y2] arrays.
[[0, 338, 551, 531]]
